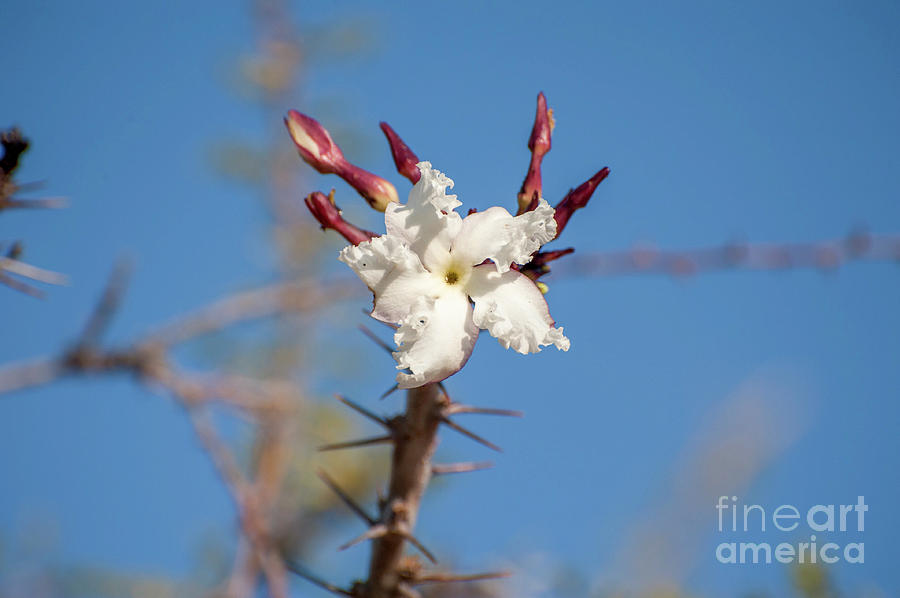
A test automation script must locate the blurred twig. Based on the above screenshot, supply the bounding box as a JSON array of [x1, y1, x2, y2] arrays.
[[0, 253, 68, 297], [146, 277, 358, 348], [562, 230, 900, 279], [0, 265, 357, 598], [0, 270, 355, 400]]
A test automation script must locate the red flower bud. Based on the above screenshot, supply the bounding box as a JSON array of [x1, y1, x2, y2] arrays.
[[554, 167, 610, 238], [304, 190, 377, 246], [284, 110, 345, 174], [379, 122, 421, 184], [337, 164, 400, 213], [285, 110, 399, 211], [517, 92, 554, 214]]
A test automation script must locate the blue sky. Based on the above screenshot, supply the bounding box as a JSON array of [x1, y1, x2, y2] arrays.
[[1, 1, 898, 596]]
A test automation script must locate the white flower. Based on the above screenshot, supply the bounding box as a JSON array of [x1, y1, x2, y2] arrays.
[[339, 161, 570, 388]]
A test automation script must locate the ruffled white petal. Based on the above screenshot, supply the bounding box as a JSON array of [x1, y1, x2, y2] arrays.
[[466, 264, 570, 354], [371, 267, 443, 324], [384, 161, 461, 271], [408, 161, 462, 214], [448, 206, 510, 267], [392, 288, 478, 389], [338, 234, 422, 289], [338, 234, 447, 324], [450, 198, 557, 273]]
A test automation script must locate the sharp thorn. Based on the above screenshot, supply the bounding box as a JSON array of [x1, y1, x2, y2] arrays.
[[318, 434, 393, 452], [413, 570, 512, 585], [316, 469, 376, 525], [379, 384, 399, 400], [4, 196, 68, 209], [284, 560, 354, 596], [402, 532, 437, 564], [0, 257, 67, 284], [432, 461, 494, 475], [440, 417, 502, 452], [333, 393, 388, 427], [358, 324, 394, 355], [445, 404, 524, 417], [11, 180, 46, 191], [0, 271, 44, 297], [339, 523, 388, 551], [77, 259, 132, 346]]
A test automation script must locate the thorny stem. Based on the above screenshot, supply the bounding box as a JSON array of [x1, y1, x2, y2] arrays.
[[364, 382, 443, 598]]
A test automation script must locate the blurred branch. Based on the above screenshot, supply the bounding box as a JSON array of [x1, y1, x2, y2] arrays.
[[0, 268, 350, 401], [188, 407, 290, 598], [76, 260, 132, 346], [145, 277, 358, 348], [561, 230, 900, 279], [0, 265, 359, 598]]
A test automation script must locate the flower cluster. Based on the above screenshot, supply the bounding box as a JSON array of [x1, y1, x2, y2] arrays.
[[285, 94, 608, 387], [340, 161, 569, 387]]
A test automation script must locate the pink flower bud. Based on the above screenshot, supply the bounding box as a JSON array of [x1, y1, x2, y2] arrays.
[[337, 164, 400, 212], [285, 110, 399, 211], [380, 122, 421, 184], [517, 92, 553, 214], [304, 190, 377, 246], [554, 167, 610, 238], [284, 110, 345, 174]]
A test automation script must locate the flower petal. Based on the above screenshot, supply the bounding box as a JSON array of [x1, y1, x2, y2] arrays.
[[384, 161, 462, 271], [339, 235, 441, 323], [372, 266, 443, 324], [466, 264, 569, 354], [451, 198, 557, 273], [392, 288, 479, 389]]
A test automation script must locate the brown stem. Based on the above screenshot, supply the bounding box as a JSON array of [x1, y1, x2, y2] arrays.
[[364, 382, 443, 597]]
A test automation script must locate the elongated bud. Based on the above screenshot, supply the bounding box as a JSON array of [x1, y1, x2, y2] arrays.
[[380, 122, 421, 184], [554, 167, 610, 237], [517, 92, 553, 214], [336, 165, 399, 212], [285, 110, 399, 211], [284, 110, 345, 174], [305, 190, 378, 246]]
